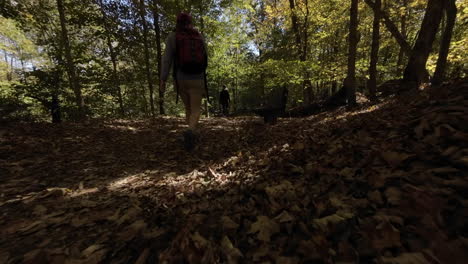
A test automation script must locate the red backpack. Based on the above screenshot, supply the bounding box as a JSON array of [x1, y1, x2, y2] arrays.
[[175, 30, 207, 74]]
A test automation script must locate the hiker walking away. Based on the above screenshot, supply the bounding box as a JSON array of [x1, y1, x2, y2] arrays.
[[219, 85, 230, 116], [160, 12, 208, 151]]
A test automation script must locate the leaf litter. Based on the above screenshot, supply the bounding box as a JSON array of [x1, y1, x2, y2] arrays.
[[0, 80, 468, 263]]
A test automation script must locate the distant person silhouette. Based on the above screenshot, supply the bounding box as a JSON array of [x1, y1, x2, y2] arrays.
[[219, 85, 230, 116]]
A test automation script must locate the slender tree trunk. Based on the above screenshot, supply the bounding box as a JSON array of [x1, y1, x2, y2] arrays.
[[288, 0, 301, 56], [367, 0, 380, 101], [138, 0, 155, 117], [4, 50, 11, 81], [198, 2, 209, 117], [56, 0, 84, 118], [346, 0, 358, 106], [403, 0, 444, 85], [396, 0, 408, 77], [151, 0, 164, 115], [303, 0, 312, 104], [98, 0, 124, 116], [432, 0, 457, 85], [364, 0, 411, 56]]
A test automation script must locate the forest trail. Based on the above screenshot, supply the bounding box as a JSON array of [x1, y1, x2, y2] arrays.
[[1, 80, 468, 264]]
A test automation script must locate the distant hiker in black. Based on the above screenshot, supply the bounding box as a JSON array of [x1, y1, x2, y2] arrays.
[[219, 85, 230, 116], [160, 12, 208, 151]]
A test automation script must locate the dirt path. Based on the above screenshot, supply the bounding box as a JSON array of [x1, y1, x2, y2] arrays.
[[1, 81, 467, 264]]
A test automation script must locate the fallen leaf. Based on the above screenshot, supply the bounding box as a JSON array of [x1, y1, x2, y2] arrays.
[[221, 216, 239, 230], [385, 187, 402, 206], [248, 215, 280, 242], [221, 235, 243, 263], [274, 211, 294, 223], [381, 151, 413, 167]]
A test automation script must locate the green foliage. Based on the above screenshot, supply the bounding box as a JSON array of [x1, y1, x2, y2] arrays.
[[0, 0, 466, 121]]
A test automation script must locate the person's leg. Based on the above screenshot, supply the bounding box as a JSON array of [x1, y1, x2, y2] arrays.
[[178, 83, 191, 125], [178, 80, 203, 151], [187, 80, 204, 129]]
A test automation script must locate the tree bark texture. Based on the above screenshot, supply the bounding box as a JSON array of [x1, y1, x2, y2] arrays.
[[138, 0, 155, 116], [346, 0, 358, 106], [151, 0, 165, 115], [98, 0, 124, 116], [288, 0, 302, 57], [432, 0, 457, 85], [364, 0, 411, 57], [368, 0, 380, 101], [396, 0, 408, 76], [403, 0, 444, 85], [56, 0, 84, 118]]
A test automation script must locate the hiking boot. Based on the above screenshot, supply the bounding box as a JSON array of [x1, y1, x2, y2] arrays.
[[183, 130, 196, 151]]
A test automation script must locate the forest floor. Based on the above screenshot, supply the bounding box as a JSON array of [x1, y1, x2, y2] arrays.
[[1, 80, 468, 264]]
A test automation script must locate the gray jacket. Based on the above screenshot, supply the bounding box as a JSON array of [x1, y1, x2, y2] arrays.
[[160, 32, 207, 81]]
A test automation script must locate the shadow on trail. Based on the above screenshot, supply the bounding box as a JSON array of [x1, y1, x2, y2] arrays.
[[2, 80, 466, 263]]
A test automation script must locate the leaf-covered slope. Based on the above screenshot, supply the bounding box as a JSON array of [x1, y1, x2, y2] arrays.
[[0, 80, 467, 263]]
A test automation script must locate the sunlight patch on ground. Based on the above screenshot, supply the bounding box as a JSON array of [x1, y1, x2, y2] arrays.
[[104, 124, 139, 132], [68, 187, 100, 198], [315, 101, 390, 125], [106, 156, 262, 204]]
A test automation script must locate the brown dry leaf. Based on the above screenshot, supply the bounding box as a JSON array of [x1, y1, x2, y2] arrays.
[[134, 248, 150, 264], [432, 238, 468, 264], [265, 181, 295, 202], [116, 206, 141, 225], [23, 249, 48, 264], [33, 204, 48, 216], [191, 232, 209, 249], [248, 215, 280, 242], [0, 252, 10, 264], [117, 219, 147, 241], [368, 171, 391, 188], [368, 190, 384, 205], [312, 211, 353, 233], [370, 221, 401, 250], [274, 210, 294, 223], [19, 220, 43, 234], [40, 188, 70, 199], [82, 244, 104, 258], [143, 227, 166, 239], [221, 235, 243, 263], [385, 187, 402, 206], [415, 118, 430, 138], [381, 151, 413, 167], [70, 216, 88, 228], [251, 245, 270, 262], [380, 252, 434, 264], [221, 216, 239, 230], [275, 256, 299, 264], [83, 249, 107, 264]]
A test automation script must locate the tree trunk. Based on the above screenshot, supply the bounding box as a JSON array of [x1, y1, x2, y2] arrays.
[[98, 0, 124, 116], [364, 0, 411, 56], [367, 0, 380, 101], [138, 0, 155, 117], [403, 0, 444, 85], [346, 0, 358, 106], [151, 0, 164, 115], [288, 0, 302, 56], [396, 0, 408, 77], [198, 2, 209, 117], [4, 50, 11, 81], [56, 0, 84, 118], [432, 0, 457, 85]]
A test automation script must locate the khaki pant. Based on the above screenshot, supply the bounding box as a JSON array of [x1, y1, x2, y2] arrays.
[[177, 79, 204, 129]]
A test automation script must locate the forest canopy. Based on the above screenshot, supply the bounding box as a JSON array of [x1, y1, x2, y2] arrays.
[[1, 0, 467, 121]]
